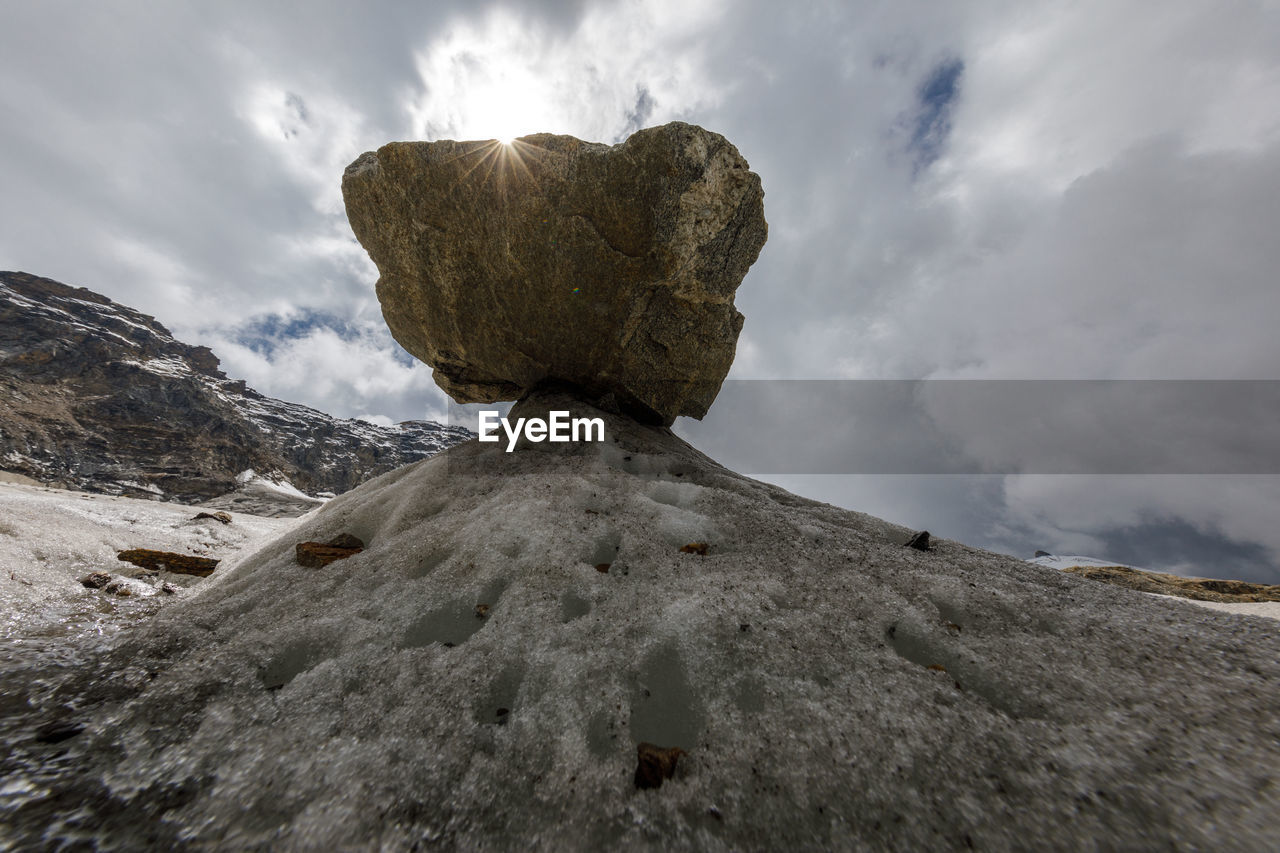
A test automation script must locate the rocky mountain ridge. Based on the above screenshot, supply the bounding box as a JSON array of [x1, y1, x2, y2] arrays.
[[0, 271, 469, 507]]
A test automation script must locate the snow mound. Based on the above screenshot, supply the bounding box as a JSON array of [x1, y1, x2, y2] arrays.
[[3, 393, 1278, 849]]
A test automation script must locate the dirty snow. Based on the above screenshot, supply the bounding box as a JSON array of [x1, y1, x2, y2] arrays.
[[2, 392, 1276, 850]]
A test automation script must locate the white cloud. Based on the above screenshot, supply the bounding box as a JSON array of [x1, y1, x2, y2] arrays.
[[238, 83, 372, 215], [867, 138, 1280, 381], [404, 1, 727, 144], [947, 0, 1280, 193], [203, 321, 448, 423]]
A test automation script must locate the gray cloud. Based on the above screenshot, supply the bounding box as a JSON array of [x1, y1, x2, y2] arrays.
[[677, 380, 1280, 475], [621, 86, 656, 138]]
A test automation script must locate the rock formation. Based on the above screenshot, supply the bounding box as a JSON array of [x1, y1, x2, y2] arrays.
[[4, 128, 1277, 850], [0, 271, 470, 507], [342, 122, 767, 425]]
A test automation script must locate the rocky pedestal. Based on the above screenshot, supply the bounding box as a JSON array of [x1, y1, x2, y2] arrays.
[[12, 392, 1279, 850]]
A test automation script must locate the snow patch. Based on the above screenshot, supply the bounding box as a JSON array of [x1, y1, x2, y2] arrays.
[[0, 481, 296, 636], [1028, 553, 1144, 571]]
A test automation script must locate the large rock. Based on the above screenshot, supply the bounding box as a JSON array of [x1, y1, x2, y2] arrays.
[[342, 122, 767, 424]]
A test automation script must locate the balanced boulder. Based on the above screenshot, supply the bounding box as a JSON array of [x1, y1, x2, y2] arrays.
[[342, 122, 767, 424]]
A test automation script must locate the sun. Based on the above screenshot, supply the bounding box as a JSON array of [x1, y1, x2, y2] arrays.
[[452, 64, 542, 145]]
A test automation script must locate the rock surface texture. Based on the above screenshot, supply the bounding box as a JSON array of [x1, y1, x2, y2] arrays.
[[0, 272, 470, 508], [342, 122, 767, 425], [4, 393, 1277, 849]]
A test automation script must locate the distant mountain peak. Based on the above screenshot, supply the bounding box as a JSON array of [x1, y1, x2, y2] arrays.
[[0, 271, 469, 510], [1, 270, 224, 377]]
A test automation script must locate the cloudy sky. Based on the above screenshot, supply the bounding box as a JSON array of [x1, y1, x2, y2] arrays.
[[3, 0, 1279, 581]]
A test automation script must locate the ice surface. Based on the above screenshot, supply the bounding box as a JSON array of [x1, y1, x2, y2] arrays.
[[2, 393, 1278, 849], [1143, 592, 1280, 621]]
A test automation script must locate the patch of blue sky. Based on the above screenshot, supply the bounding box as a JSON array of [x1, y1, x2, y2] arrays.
[[909, 57, 963, 173], [234, 309, 360, 356], [386, 341, 417, 368]]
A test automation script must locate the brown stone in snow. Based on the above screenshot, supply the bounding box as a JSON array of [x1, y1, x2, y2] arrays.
[[296, 541, 363, 568], [193, 511, 232, 524], [905, 531, 931, 551], [634, 742, 687, 790], [116, 549, 219, 577]]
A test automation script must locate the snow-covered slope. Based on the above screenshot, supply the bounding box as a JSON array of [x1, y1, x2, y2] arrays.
[[0, 271, 470, 506], [3, 391, 1276, 850]]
